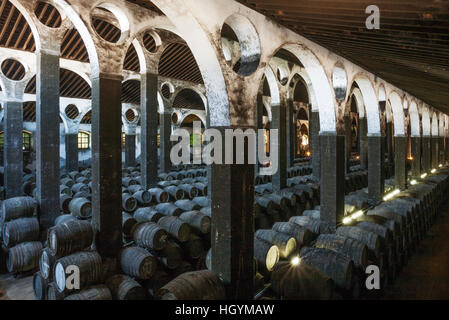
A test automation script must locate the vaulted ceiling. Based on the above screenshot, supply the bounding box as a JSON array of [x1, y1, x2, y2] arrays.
[[237, 0, 449, 114]]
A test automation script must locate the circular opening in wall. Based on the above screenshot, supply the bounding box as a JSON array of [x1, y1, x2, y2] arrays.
[[65, 104, 79, 120], [34, 2, 62, 28], [221, 14, 261, 77], [143, 31, 161, 53], [161, 82, 174, 100], [1, 59, 26, 81], [91, 4, 129, 44], [332, 65, 348, 101], [171, 112, 179, 124], [126, 108, 138, 123]]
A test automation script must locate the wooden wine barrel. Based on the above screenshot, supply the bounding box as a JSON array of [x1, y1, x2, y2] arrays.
[[47, 282, 67, 300], [122, 213, 138, 238], [7, 241, 43, 273], [192, 196, 210, 208], [69, 197, 92, 218], [149, 188, 169, 204], [68, 171, 82, 181], [75, 177, 89, 185], [254, 238, 280, 272], [255, 196, 276, 211], [255, 230, 296, 259], [54, 214, 77, 226], [122, 194, 138, 213], [156, 270, 226, 300], [48, 220, 94, 257], [194, 183, 208, 196], [272, 222, 316, 247], [165, 186, 184, 201], [120, 246, 157, 280], [315, 234, 368, 269], [159, 241, 183, 270], [200, 207, 211, 217], [55, 251, 102, 292], [178, 184, 198, 199], [33, 271, 49, 300], [106, 274, 146, 300], [266, 194, 289, 210], [1, 197, 37, 223], [133, 190, 152, 206], [179, 211, 211, 235], [300, 247, 354, 290], [122, 177, 138, 187], [71, 183, 89, 194], [60, 194, 73, 214], [356, 221, 393, 246], [271, 261, 334, 300], [61, 178, 74, 188], [39, 247, 57, 281], [175, 199, 201, 212], [134, 208, 163, 223], [181, 234, 204, 260], [142, 269, 172, 296], [65, 285, 112, 300], [289, 216, 332, 235], [158, 216, 191, 243], [133, 222, 168, 251], [302, 210, 321, 220], [155, 203, 183, 217], [127, 184, 144, 194], [2, 217, 39, 248], [336, 226, 383, 260], [60, 185, 72, 196]]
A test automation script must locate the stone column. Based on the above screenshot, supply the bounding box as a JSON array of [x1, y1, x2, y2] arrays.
[[359, 117, 368, 170], [65, 133, 78, 172], [386, 122, 394, 164], [344, 115, 352, 174], [394, 135, 407, 189], [140, 72, 159, 189], [411, 136, 421, 178], [3, 100, 23, 198], [254, 93, 264, 176], [211, 126, 255, 299], [431, 136, 438, 169], [91, 74, 123, 257], [310, 111, 320, 180], [286, 99, 294, 169], [125, 134, 136, 168], [320, 132, 345, 230], [271, 98, 287, 191], [439, 136, 444, 164], [160, 112, 172, 173], [368, 134, 385, 203], [422, 136, 431, 172], [36, 49, 60, 229]]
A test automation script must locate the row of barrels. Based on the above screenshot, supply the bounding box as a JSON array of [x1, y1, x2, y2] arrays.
[[268, 167, 449, 300]]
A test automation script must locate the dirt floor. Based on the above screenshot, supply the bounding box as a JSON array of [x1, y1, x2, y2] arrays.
[[0, 273, 35, 300]]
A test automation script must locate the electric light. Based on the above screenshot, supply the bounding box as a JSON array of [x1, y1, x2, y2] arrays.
[[343, 217, 352, 224], [431, 169, 436, 174], [421, 173, 427, 179], [352, 211, 363, 219], [383, 189, 400, 201], [290, 256, 301, 266], [306, 151, 311, 157], [410, 180, 417, 185], [439, 164, 443, 168]]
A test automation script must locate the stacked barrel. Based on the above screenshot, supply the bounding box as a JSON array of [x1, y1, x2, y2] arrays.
[[0, 197, 42, 275]]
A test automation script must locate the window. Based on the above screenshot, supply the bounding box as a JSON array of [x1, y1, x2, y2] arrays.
[[0, 131, 33, 152], [78, 131, 90, 150], [122, 132, 126, 148]]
